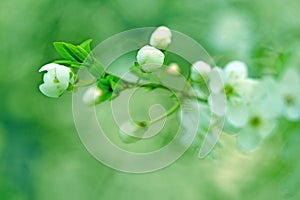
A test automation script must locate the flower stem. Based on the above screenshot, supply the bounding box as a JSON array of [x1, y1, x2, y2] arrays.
[[148, 101, 180, 125], [74, 79, 98, 87]]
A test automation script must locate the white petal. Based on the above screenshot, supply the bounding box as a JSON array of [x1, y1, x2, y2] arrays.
[[209, 67, 224, 93], [284, 104, 300, 121], [250, 77, 283, 118], [224, 61, 248, 83], [39, 63, 62, 72], [178, 99, 200, 147], [55, 65, 71, 88], [208, 92, 226, 116], [39, 83, 64, 98], [180, 100, 200, 128], [234, 79, 258, 101], [257, 119, 275, 139], [43, 70, 56, 83], [237, 128, 260, 152], [281, 68, 300, 86], [226, 99, 249, 127], [261, 95, 283, 119]]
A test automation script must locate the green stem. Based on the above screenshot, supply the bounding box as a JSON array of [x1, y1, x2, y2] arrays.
[[148, 101, 180, 125], [74, 78, 97, 87], [136, 77, 141, 85], [196, 97, 208, 104], [187, 94, 208, 104]]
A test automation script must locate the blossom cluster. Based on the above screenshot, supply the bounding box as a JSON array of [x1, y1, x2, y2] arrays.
[[191, 60, 300, 151], [37, 26, 300, 154]]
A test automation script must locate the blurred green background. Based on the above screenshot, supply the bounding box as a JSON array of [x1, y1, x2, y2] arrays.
[[1, 0, 300, 199]]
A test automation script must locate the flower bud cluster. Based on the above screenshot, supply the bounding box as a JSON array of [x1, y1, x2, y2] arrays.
[[136, 26, 172, 73], [37, 26, 300, 154]]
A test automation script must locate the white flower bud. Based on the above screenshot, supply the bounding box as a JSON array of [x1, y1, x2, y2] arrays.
[[82, 86, 104, 105], [39, 63, 73, 98], [166, 63, 181, 75], [136, 45, 164, 72], [150, 26, 172, 49], [191, 61, 211, 81]]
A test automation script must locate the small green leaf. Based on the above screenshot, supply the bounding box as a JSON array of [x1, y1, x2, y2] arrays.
[[53, 60, 82, 68], [53, 42, 76, 61], [75, 45, 89, 59], [63, 43, 86, 62], [98, 76, 115, 93], [53, 42, 89, 63], [79, 39, 92, 53]]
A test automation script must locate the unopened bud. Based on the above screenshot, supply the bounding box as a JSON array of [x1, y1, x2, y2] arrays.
[[136, 45, 164, 72], [166, 63, 181, 76], [150, 26, 172, 49], [191, 61, 211, 82], [82, 86, 103, 105]]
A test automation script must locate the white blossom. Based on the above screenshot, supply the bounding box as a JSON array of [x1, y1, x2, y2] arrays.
[[237, 105, 276, 152], [278, 68, 300, 121], [236, 77, 283, 152], [150, 26, 172, 49], [208, 61, 257, 127], [254, 77, 283, 119], [39, 63, 74, 98], [136, 45, 164, 72]]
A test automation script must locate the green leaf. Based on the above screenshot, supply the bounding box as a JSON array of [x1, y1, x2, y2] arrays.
[[63, 43, 86, 62], [53, 60, 82, 68], [53, 42, 76, 61], [87, 61, 104, 78], [79, 39, 92, 53], [75, 45, 89, 59], [97, 76, 114, 93], [53, 42, 89, 63]]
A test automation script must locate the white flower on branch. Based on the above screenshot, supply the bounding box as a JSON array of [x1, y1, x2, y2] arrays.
[[278, 68, 300, 121], [39, 63, 74, 98], [236, 77, 282, 152], [209, 61, 257, 127]]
